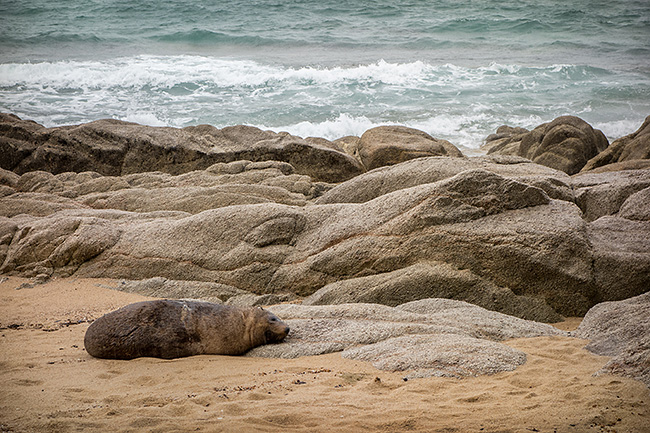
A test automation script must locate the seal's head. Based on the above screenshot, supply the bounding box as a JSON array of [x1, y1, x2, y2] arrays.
[[256, 308, 290, 344]]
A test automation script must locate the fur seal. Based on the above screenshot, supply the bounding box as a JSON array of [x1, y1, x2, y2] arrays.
[[84, 300, 290, 359]]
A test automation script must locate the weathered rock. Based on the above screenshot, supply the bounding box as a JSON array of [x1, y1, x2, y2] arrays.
[[0, 160, 328, 216], [317, 155, 573, 204], [489, 116, 609, 175], [0, 114, 45, 171], [357, 126, 463, 170], [333, 135, 362, 163], [0, 167, 19, 187], [0, 192, 89, 217], [248, 300, 566, 379], [2, 146, 649, 318], [571, 169, 650, 221], [0, 115, 364, 182], [0, 217, 18, 266], [104, 277, 250, 304], [574, 292, 650, 387], [2, 165, 639, 318], [304, 262, 562, 322], [343, 334, 527, 378], [225, 292, 297, 307], [619, 187, 650, 221], [582, 116, 650, 172], [482, 125, 529, 155], [79, 184, 307, 214], [584, 159, 650, 173], [587, 216, 650, 303]]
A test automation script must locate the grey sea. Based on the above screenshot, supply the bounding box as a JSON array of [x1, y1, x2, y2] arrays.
[[1, 0, 649, 151]]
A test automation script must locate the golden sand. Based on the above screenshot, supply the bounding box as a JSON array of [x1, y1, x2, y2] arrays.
[[1, 277, 648, 432]]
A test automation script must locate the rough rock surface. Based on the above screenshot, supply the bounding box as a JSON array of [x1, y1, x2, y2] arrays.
[[587, 216, 650, 302], [102, 277, 249, 304], [574, 292, 650, 387], [247, 299, 567, 379], [303, 262, 562, 322], [581, 116, 650, 172], [585, 159, 650, 173], [488, 116, 609, 175], [316, 155, 573, 204], [481, 125, 529, 155], [99, 278, 297, 307], [1, 116, 649, 320], [619, 187, 650, 221], [0, 160, 328, 217], [571, 169, 650, 221], [0, 114, 364, 183], [1, 162, 649, 318], [357, 126, 463, 170]]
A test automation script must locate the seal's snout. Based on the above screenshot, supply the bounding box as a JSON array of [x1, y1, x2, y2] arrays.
[[284, 326, 290, 336]]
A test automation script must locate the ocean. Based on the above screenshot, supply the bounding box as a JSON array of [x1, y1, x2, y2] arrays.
[[1, 0, 649, 152]]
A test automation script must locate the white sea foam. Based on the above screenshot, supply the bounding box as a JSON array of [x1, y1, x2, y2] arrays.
[[259, 113, 377, 140], [1, 55, 648, 151], [594, 119, 646, 141], [256, 112, 548, 150], [119, 111, 169, 127], [0, 56, 604, 90], [1, 57, 428, 89]]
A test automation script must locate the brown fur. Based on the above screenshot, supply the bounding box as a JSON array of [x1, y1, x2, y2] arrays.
[[84, 300, 289, 359]]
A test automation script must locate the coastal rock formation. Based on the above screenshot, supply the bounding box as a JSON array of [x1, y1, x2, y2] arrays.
[[0, 160, 327, 217], [2, 162, 647, 318], [581, 116, 650, 172], [587, 216, 650, 303], [488, 116, 609, 175], [356, 126, 463, 170], [481, 125, 529, 155], [248, 300, 566, 378], [303, 262, 562, 322], [102, 277, 249, 304], [0, 114, 364, 183], [1, 116, 649, 321], [574, 292, 650, 387], [102, 278, 297, 307], [316, 155, 573, 204], [571, 169, 650, 221], [619, 187, 650, 221]]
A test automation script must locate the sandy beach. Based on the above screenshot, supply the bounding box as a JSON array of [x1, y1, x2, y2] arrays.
[[2, 0, 649, 430], [1, 276, 648, 433]]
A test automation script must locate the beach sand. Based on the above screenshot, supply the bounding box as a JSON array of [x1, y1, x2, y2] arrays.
[[1, 277, 648, 433]]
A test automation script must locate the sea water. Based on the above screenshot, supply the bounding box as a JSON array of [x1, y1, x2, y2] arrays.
[[1, 0, 648, 151]]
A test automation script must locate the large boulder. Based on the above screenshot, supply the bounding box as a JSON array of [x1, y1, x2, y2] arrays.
[[248, 300, 566, 379], [317, 155, 573, 204], [619, 187, 650, 221], [356, 126, 463, 170], [588, 216, 650, 302], [488, 116, 609, 175], [303, 262, 562, 322], [571, 169, 650, 221], [0, 114, 364, 183], [582, 159, 650, 173], [574, 292, 650, 387], [481, 125, 529, 155], [582, 116, 650, 172]]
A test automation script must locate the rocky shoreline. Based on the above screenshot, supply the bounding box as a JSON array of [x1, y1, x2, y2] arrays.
[[1, 112, 649, 383]]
